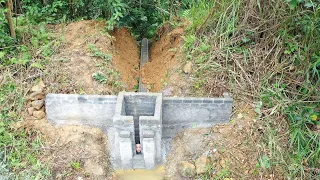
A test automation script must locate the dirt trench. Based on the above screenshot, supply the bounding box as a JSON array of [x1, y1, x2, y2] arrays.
[[23, 20, 188, 180]]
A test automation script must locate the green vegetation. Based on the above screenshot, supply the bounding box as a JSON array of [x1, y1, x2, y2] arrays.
[[1, 0, 319, 179], [86, 43, 113, 61], [182, 0, 319, 179], [70, 161, 81, 170], [0, 75, 51, 178]]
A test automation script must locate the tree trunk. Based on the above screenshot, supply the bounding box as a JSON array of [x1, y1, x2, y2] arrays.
[[6, 0, 16, 38]]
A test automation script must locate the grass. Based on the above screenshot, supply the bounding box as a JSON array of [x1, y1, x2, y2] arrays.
[[86, 43, 113, 61], [0, 18, 60, 179], [182, 0, 320, 179], [0, 74, 51, 179]]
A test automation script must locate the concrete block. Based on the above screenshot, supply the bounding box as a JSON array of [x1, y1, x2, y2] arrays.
[[213, 99, 224, 103], [120, 131, 131, 138], [143, 130, 155, 138], [119, 137, 133, 169], [143, 137, 156, 169]]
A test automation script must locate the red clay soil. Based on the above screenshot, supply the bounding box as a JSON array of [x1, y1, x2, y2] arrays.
[[111, 28, 140, 90], [141, 27, 184, 92]]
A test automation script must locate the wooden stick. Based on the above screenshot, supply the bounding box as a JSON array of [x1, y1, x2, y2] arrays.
[[6, 0, 16, 38]]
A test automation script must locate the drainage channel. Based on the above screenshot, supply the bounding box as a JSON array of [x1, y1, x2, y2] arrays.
[[135, 37, 150, 153], [128, 38, 151, 168], [139, 38, 149, 92]]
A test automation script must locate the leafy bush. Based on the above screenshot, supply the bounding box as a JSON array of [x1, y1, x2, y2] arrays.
[[0, 2, 14, 48]]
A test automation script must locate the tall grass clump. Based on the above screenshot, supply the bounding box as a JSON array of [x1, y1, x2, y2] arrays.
[[182, 0, 319, 179], [1, 7, 59, 178]]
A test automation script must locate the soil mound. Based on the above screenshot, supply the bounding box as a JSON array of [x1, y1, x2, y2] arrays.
[[23, 119, 112, 179], [111, 28, 140, 90], [164, 104, 280, 179], [45, 20, 139, 94], [141, 27, 184, 92]]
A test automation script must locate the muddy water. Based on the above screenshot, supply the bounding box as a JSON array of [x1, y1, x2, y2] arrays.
[[114, 166, 165, 180]]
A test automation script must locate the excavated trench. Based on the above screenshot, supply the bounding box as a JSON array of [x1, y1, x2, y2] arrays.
[[39, 21, 184, 178]]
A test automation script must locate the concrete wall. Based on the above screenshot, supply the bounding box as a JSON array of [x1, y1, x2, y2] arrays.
[[45, 92, 234, 170], [162, 96, 233, 139], [109, 92, 163, 170], [46, 94, 117, 131], [123, 95, 156, 116]]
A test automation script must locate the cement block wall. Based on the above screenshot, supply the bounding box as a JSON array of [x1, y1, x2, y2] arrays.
[[109, 92, 162, 169], [45, 92, 233, 170], [162, 96, 233, 138], [46, 94, 117, 131]]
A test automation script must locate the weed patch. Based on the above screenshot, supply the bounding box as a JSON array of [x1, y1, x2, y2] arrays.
[[182, 0, 320, 179]]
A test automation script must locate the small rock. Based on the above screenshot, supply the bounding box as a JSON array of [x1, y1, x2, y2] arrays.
[[195, 156, 209, 174], [28, 91, 45, 100], [213, 148, 218, 153], [31, 100, 44, 110], [289, 64, 295, 71], [178, 161, 196, 178], [183, 62, 192, 74], [27, 107, 35, 116], [31, 80, 45, 92], [237, 113, 243, 119], [220, 159, 226, 168], [33, 110, 45, 119], [31, 85, 43, 92], [26, 100, 32, 107]]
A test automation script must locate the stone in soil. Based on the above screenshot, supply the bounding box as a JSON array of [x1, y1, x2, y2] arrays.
[[31, 100, 44, 110], [31, 80, 45, 92], [195, 155, 209, 174], [33, 110, 46, 119], [28, 91, 45, 100], [220, 159, 226, 168], [183, 61, 192, 74], [178, 161, 196, 178], [27, 107, 35, 116]]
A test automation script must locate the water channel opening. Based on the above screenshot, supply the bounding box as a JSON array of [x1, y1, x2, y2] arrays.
[[121, 95, 157, 153]]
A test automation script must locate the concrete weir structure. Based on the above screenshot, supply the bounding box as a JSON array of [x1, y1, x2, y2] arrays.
[[46, 38, 233, 170], [46, 92, 233, 170]]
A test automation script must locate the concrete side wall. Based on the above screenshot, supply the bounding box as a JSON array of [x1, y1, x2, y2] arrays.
[[46, 94, 117, 131], [123, 95, 156, 116], [162, 97, 233, 138]]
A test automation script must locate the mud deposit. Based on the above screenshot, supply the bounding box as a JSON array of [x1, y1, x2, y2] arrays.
[[113, 167, 164, 180]]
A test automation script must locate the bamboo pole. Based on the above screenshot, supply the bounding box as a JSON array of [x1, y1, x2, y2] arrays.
[[6, 0, 16, 38]]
